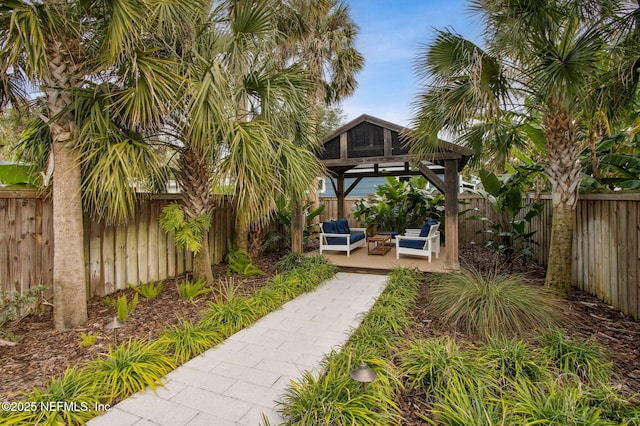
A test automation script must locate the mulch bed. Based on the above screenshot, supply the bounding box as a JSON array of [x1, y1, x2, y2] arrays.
[[2, 245, 639, 425]]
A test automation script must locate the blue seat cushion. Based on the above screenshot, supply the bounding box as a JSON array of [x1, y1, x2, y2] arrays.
[[326, 232, 365, 246], [336, 218, 350, 234], [399, 239, 425, 250], [323, 220, 338, 234], [420, 219, 439, 237]]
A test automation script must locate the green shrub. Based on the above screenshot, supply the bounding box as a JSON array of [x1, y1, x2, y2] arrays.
[[364, 303, 410, 334], [252, 286, 283, 316], [203, 280, 258, 336], [177, 279, 210, 301], [478, 337, 547, 385], [269, 273, 299, 302], [128, 281, 164, 299], [226, 246, 263, 276], [278, 355, 403, 425], [539, 328, 612, 385], [428, 269, 558, 340], [425, 375, 508, 426], [158, 320, 223, 364], [509, 377, 615, 425], [274, 253, 307, 273], [88, 340, 175, 399], [115, 293, 138, 322], [0, 367, 102, 425], [79, 331, 99, 348], [400, 337, 479, 396]]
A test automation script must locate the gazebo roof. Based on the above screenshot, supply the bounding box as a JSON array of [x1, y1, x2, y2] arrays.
[[319, 114, 473, 176]]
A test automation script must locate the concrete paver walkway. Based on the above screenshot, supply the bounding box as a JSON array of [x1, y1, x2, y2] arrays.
[[88, 272, 387, 426]]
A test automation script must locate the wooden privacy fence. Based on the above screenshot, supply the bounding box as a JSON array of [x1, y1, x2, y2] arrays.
[[321, 192, 640, 319], [0, 190, 235, 298]]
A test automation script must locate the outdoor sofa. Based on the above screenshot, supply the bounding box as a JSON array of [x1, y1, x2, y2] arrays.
[[319, 218, 367, 257]]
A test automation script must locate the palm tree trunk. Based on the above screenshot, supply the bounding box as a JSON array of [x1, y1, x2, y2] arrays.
[[542, 107, 581, 292], [51, 139, 88, 329], [234, 215, 250, 252], [193, 230, 213, 283], [179, 146, 214, 284], [545, 203, 574, 291], [45, 39, 87, 330]]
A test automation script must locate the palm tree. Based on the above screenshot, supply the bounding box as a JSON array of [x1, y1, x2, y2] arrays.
[[275, 0, 364, 246], [0, 0, 192, 329], [158, 0, 322, 280], [411, 0, 638, 291]]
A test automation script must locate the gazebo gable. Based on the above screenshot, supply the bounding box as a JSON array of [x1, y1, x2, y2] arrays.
[[320, 114, 472, 172]]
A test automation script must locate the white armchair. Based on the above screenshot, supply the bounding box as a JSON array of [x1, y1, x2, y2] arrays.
[[395, 222, 440, 262]]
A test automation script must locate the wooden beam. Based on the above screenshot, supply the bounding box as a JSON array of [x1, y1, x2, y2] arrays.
[[342, 171, 424, 179], [444, 159, 460, 270], [383, 128, 392, 157], [337, 175, 345, 218], [344, 177, 363, 197], [340, 133, 348, 159], [414, 162, 447, 194], [322, 152, 464, 167]]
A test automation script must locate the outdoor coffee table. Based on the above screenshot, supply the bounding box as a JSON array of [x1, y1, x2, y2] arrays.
[[367, 234, 392, 255]]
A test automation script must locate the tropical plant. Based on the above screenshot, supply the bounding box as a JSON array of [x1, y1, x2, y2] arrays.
[[410, 0, 640, 291], [465, 168, 544, 261], [225, 244, 264, 276], [128, 281, 164, 299], [273, 0, 364, 253], [158, 320, 223, 364], [427, 269, 558, 340], [79, 332, 99, 348], [580, 129, 640, 190], [160, 203, 212, 256], [266, 202, 326, 249], [0, 367, 102, 425], [177, 279, 210, 302], [353, 177, 444, 233], [0, 0, 192, 329], [88, 340, 175, 399], [115, 294, 138, 322]]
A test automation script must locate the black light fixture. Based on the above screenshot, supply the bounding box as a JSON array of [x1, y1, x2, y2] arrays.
[[104, 316, 125, 346], [350, 362, 377, 392]]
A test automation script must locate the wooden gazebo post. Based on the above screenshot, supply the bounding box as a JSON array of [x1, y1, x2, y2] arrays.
[[444, 159, 460, 270]]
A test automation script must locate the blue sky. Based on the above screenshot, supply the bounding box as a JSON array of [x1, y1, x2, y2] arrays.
[[341, 0, 482, 126]]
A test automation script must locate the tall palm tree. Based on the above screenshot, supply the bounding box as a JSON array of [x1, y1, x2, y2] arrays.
[[0, 0, 192, 329], [275, 0, 364, 244], [411, 0, 637, 291], [159, 0, 322, 280]]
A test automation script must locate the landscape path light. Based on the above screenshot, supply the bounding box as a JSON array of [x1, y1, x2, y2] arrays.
[[104, 316, 125, 346], [350, 362, 377, 392]]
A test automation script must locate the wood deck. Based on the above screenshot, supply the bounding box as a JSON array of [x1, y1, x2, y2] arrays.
[[309, 244, 448, 274]]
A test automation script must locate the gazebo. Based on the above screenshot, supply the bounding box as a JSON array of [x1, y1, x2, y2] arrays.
[[312, 114, 473, 270]]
